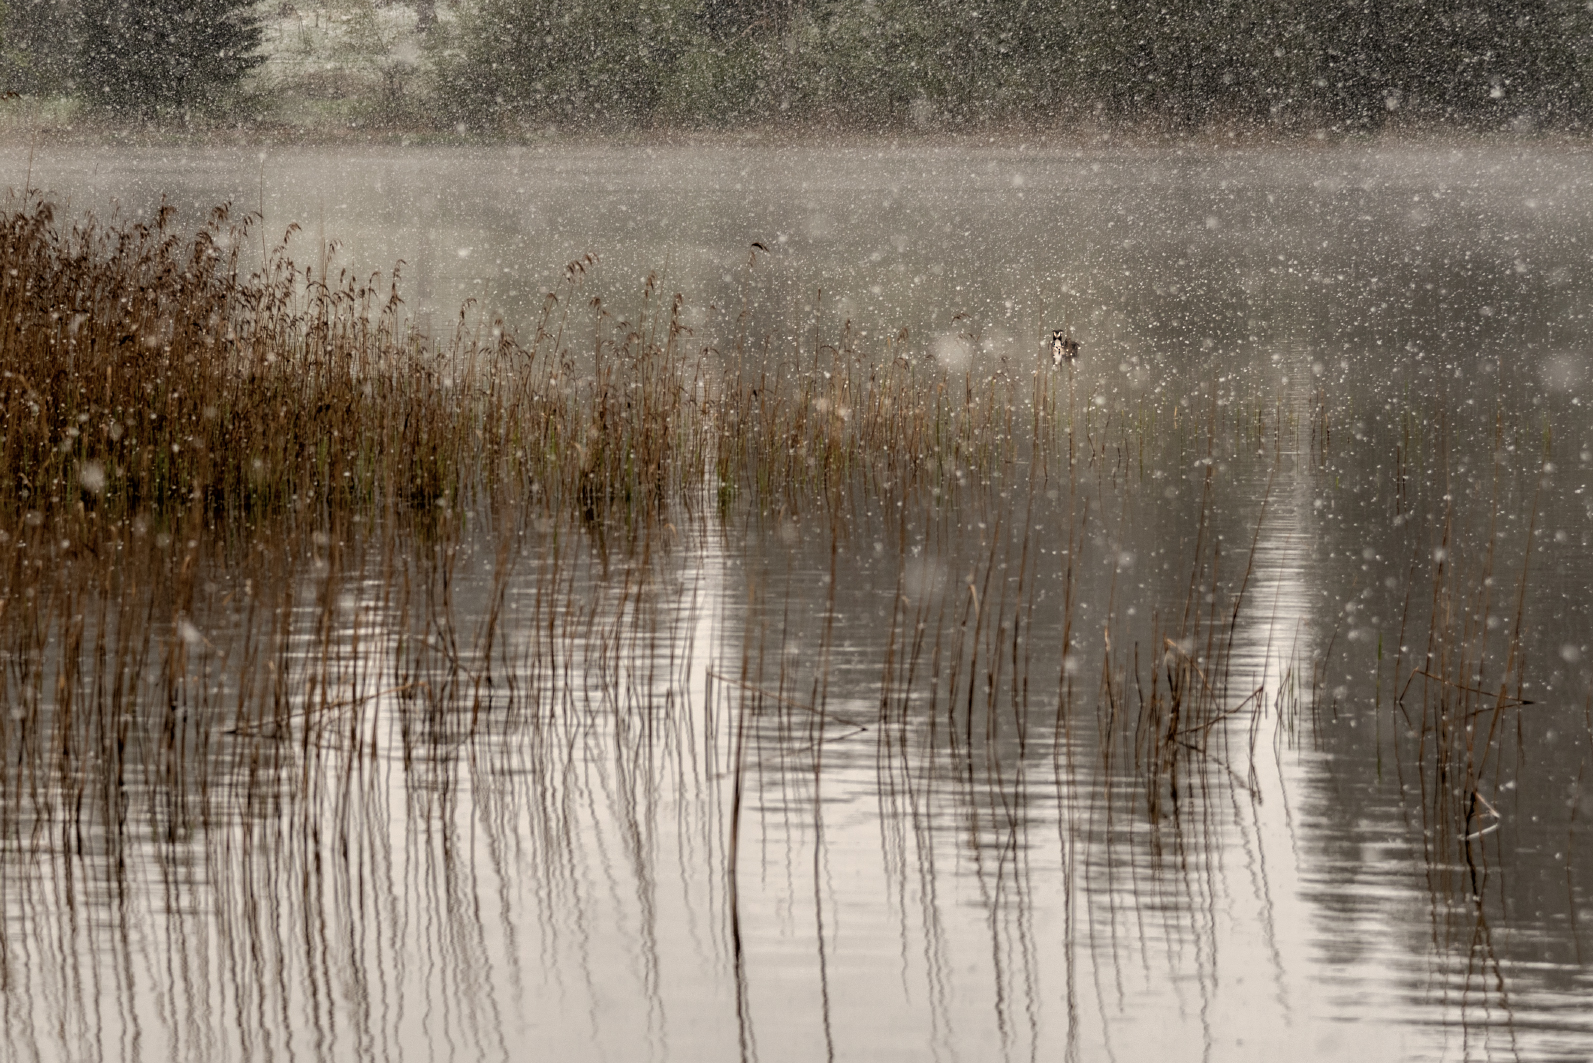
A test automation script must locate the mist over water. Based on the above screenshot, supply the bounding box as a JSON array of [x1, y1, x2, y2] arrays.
[[18, 138, 1593, 364], [4, 138, 1593, 1061]]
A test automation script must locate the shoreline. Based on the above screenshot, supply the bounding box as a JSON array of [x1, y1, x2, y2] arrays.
[[1, 99, 1590, 154]]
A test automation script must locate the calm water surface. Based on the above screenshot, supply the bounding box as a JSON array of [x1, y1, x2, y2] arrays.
[[5, 138, 1593, 1061]]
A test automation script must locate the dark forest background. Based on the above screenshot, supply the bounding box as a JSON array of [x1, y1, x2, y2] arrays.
[[2, 0, 1589, 129]]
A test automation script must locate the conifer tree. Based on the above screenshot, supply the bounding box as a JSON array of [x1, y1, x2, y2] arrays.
[[78, 0, 263, 115], [2, 0, 80, 96]]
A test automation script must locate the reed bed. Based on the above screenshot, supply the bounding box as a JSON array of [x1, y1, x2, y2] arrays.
[[0, 196, 1057, 533], [0, 198, 1563, 1059], [0, 196, 1551, 824]]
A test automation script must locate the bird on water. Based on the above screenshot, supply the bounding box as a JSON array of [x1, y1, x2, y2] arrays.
[[1050, 329, 1079, 366]]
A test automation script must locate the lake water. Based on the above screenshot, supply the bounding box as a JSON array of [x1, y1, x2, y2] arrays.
[[5, 137, 1593, 1061]]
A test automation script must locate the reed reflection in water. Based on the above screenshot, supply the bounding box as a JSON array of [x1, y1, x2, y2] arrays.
[[3, 419, 1580, 1062]]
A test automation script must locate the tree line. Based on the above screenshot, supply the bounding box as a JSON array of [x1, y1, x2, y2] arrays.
[[448, 0, 1589, 128], [3, 0, 1589, 129], [2, 0, 263, 113]]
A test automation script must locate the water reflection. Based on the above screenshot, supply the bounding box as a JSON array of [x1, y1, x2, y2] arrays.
[[0, 463, 1536, 1058]]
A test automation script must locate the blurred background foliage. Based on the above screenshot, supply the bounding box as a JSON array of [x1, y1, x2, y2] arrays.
[[0, 0, 1588, 130], [437, 0, 1593, 130]]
